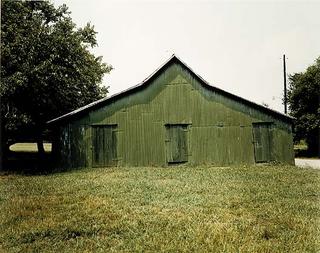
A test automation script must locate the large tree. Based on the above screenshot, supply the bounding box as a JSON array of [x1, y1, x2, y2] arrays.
[[1, 0, 112, 156], [288, 57, 320, 157]]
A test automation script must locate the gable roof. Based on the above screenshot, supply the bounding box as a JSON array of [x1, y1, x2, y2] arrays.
[[47, 54, 293, 125]]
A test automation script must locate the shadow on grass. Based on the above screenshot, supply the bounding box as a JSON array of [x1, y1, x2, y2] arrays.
[[3, 151, 61, 175], [295, 149, 319, 158]]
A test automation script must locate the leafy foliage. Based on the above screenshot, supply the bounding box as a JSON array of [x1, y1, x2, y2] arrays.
[[1, 0, 111, 143], [288, 57, 320, 157]]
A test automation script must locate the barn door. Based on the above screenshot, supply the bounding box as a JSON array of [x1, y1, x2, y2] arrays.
[[92, 125, 117, 167], [165, 124, 189, 164], [252, 123, 272, 163]]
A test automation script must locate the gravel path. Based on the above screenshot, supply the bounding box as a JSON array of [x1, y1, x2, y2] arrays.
[[295, 159, 320, 169]]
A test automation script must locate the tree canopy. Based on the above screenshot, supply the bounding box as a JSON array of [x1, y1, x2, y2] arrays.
[[288, 57, 320, 157], [1, 0, 111, 152]]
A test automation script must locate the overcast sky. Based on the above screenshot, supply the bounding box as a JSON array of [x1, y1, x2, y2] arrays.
[[53, 0, 320, 113]]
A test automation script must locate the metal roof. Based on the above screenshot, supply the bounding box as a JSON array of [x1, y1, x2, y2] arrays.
[[47, 54, 294, 124]]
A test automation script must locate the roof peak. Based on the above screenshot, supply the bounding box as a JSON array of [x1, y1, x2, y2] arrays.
[[47, 54, 293, 124]]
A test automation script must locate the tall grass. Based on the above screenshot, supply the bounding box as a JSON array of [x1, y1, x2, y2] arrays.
[[0, 165, 319, 252]]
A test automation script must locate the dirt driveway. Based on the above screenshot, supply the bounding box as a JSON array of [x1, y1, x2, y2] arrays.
[[295, 159, 320, 169]]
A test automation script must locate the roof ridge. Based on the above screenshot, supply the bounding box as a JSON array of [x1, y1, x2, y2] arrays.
[[47, 55, 293, 124]]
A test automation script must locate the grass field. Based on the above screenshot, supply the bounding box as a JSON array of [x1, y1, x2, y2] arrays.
[[1, 165, 319, 252]]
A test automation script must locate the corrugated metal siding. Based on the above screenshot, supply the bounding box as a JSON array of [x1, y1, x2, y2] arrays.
[[53, 63, 294, 168], [92, 125, 117, 167], [165, 124, 189, 163], [252, 123, 272, 162]]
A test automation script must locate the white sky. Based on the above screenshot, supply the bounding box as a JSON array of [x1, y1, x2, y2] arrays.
[[52, 0, 320, 113]]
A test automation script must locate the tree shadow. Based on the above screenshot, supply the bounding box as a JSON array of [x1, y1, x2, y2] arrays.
[[3, 150, 59, 175], [294, 149, 319, 158]]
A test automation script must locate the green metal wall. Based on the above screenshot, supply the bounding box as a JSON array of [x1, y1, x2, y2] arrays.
[[52, 63, 294, 168]]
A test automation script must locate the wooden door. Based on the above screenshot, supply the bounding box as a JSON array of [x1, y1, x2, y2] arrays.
[[92, 125, 117, 167], [165, 125, 188, 164], [252, 123, 272, 163]]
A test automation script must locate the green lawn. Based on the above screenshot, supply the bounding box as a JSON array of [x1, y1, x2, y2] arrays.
[[0, 165, 319, 252]]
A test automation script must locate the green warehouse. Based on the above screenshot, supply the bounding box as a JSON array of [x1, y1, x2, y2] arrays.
[[48, 55, 294, 168]]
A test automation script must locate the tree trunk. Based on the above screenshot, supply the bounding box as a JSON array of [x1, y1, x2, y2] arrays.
[[0, 97, 4, 171], [307, 135, 320, 158], [37, 138, 45, 156], [0, 111, 3, 171], [35, 120, 45, 158]]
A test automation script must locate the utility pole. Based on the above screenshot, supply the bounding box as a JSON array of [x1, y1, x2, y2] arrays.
[[283, 54, 287, 114]]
